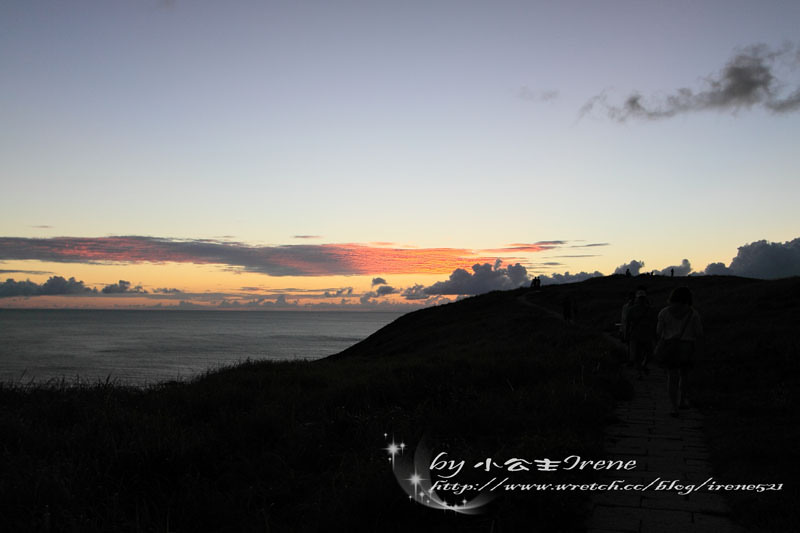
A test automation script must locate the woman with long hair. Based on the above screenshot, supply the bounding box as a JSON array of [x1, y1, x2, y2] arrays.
[[657, 287, 703, 417]]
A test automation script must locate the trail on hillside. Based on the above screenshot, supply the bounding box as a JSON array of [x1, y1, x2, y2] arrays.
[[517, 290, 743, 532]]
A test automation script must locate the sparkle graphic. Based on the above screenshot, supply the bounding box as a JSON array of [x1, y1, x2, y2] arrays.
[[385, 439, 403, 468], [383, 433, 494, 514]]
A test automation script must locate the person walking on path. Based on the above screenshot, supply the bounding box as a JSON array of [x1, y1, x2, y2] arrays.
[[624, 289, 657, 379], [656, 287, 703, 417]]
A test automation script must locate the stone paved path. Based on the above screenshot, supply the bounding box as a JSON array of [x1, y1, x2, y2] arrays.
[[516, 293, 742, 532], [583, 364, 743, 533]]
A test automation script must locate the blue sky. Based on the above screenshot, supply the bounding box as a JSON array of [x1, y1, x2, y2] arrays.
[[1, 0, 799, 307]]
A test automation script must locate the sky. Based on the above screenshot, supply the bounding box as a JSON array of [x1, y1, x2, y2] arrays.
[[1, 0, 799, 309]]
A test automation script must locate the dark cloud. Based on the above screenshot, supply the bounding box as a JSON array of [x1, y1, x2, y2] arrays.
[[518, 87, 559, 102], [539, 271, 604, 285], [582, 43, 800, 121], [375, 285, 397, 297], [101, 280, 146, 294], [0, 269, 53, 275], [1, 279, 45, 297], [614, 260, 645, 276], [659, 259, 692, 276], [358, 284, 397, 303], [371, 277, 387, 286], [0, 276, 96, 298], [153, 287, 182, 294], [30, 225, 53, 229], [401, 284, 430, 301], [481, 241, 566, 253], [425, 261, 530, 296], [217, 294, 299, 308], [704, 262, 730, 276], [703, 238, 800, 279], [570, 243, 610, 248], [323, 287, 354, 297], [293, 235, 321, 239], [533, 240, 568, 246], [266, 294, 298, 307], [359, 292, 376, 305]]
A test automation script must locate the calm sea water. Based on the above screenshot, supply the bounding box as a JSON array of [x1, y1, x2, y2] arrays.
[[0, 309, 403, 385]]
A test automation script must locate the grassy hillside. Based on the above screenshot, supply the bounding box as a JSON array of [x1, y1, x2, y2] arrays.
[[1, 274, 796, 531], [0, 287, 627, 532]]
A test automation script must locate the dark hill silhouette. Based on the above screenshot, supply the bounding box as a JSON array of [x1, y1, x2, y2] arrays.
[[330, 288, 570, 360], [0, 274, 796, 531], [330, 274, 800, 530]]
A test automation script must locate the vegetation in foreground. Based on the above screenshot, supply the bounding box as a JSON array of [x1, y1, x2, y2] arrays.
[[2, 274, 796, 532], [0, 291, 627, 532], [529, 274, 800, 532]]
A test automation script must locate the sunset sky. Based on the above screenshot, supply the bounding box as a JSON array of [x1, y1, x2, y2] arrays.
[[1, 1, 799, 309]]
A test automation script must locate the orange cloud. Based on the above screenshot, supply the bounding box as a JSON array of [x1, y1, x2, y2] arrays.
[[0, 236, 542, 276]]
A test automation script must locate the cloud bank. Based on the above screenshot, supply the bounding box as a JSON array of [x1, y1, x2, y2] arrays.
[[0, 236, 587, 277], [703, 238, 800, 279], [424, 260, 530, 296], [0, 276, 96, 298], [659, 259, 692, 277], [583, 43, 800, 121], [539, 271, 604, 285], [614, 260, 645, 276], [101, 280, 146, 294], [0, 237, 534, 277]]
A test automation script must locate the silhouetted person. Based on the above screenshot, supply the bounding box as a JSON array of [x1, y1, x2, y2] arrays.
[[657, 287, 703, 417], [670, 268, 674, 278], [625, 268, 632, 277], [624, 289, 657, 378], [620, 292, 635, 342]]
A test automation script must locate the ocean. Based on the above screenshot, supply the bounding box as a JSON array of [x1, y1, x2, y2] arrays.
[[0, 309, 403, 385]]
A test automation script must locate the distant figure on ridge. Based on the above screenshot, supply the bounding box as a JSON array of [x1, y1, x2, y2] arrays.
[[624, 288, 657, 379], [620, 292, 635, 342], [625, 268, 632, 277], [656, 287, 703, 417], [670, 268, 675, 278]]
